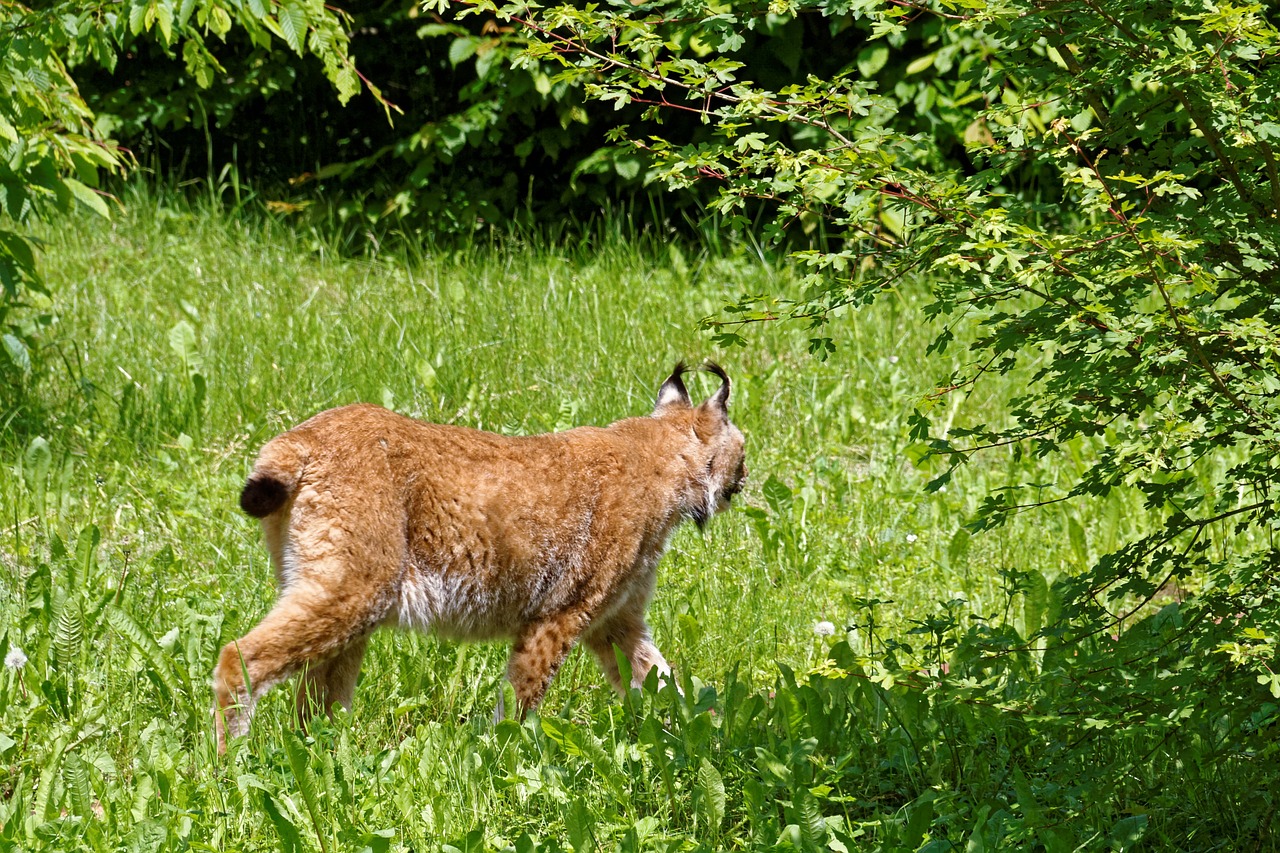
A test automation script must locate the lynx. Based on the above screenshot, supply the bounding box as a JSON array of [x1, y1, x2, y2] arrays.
[[213, 362, 746, 753]]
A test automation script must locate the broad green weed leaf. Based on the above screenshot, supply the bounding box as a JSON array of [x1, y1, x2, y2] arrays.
[[2, 333, 30, 375], [53, 599, 83, 677], [32, 731, 68, 828], [565, 798, 595, 853], [761, 474, 792, 515], [168, 320, 200, 372], [107, 607, 182, 705], [125, 819, 168, 852], [695, 757, 726, 834], [283, 731, 332, 853], [262, 790, 304, 853], [1066, 515, 1087, 566], [22, 435, 51, 516], [1023, 571, 1048, 637], [541, 717, 624, 800], [1108, 815, 1148, 851], [356, 829, 396, 853]]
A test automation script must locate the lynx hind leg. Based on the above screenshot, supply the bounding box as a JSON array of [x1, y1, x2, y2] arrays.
[[506, 611, 592, 716], [584, 611, 673, 693], [214, 587, 380, 754], [295, 634, 370, 727]]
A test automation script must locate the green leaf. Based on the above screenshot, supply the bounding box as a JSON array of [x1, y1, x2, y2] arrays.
[[614, 156, 642, 180], [277, 4, 307, 54], [565, 798, 595, 853], [1011, 767, 1043, 825], [22, 435, 51, 495], [448, 37, 477, 66], [107, 606, 182, 704], [355, 829, 395, 853], [168, 320, 200, 371], [857, 45, 889, 77], [336, 67, 359, 104], [2, 333, 31, 376], [129, 0, 148, 35], [154, 0, 174, 43], [1066, 515, 1087, 566], [906, 51, 936, 74], [1108, 815, 1148, 851], [695, 757, 726, 833], [209, 4, 232, 37], [541, 717, 624, 800], [261, 792, 304, 853], [761, 474, 793, 515], [0, 230, 39, 297], [902, 791, 936, 848], [63, 178, 110, 219], [282, 731, 331, 853]]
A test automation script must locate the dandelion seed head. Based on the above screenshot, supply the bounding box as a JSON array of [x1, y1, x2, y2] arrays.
[[814, 620, 836, 637], [4, 647, 27, 670]]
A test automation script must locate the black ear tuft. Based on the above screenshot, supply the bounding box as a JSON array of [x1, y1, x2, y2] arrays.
[[701, 360, 730, 412], [654, 361, 692, 412]]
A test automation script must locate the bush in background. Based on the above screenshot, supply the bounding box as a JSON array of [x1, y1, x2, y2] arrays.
[[446, 0, 1280, 841], [75, 1, 1017, 233]]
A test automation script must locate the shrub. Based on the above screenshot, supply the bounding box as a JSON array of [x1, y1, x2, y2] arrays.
[[443, 0, 1280, 840]]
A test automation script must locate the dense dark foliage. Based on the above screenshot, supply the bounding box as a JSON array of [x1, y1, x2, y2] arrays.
[[75, 1, 1006, 233]]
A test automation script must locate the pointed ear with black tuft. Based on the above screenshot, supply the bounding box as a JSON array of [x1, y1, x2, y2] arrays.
[[700, 360, 730, 417], [654, 361, 692, 414]]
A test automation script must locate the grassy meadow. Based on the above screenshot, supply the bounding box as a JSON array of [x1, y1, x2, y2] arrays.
[[0, 196, 1240, 851]]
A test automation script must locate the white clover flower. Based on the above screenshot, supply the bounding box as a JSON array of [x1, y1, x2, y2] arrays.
[[4, 647, 27, 670], [906, 533, 918, 543], [814, 620, 836, 637]]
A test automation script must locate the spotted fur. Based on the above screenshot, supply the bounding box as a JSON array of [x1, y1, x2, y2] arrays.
[[213, 363, 746, 753]]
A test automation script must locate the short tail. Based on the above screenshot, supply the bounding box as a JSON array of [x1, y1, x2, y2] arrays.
[[239, 437, 307, 518]]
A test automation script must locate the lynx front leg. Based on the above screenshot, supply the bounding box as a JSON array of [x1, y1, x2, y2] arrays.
[[584, 611, 672, 692], [214, 587, 379, 754], [506, 611, 591, 716]]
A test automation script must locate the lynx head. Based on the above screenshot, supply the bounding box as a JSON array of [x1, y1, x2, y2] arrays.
[[653, 361, 748, 528]]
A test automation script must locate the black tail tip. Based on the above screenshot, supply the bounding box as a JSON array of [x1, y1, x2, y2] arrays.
[[240, 475, 289, 518]]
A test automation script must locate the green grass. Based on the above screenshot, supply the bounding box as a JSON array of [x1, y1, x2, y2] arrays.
[[1, 194, 1269, 851]]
